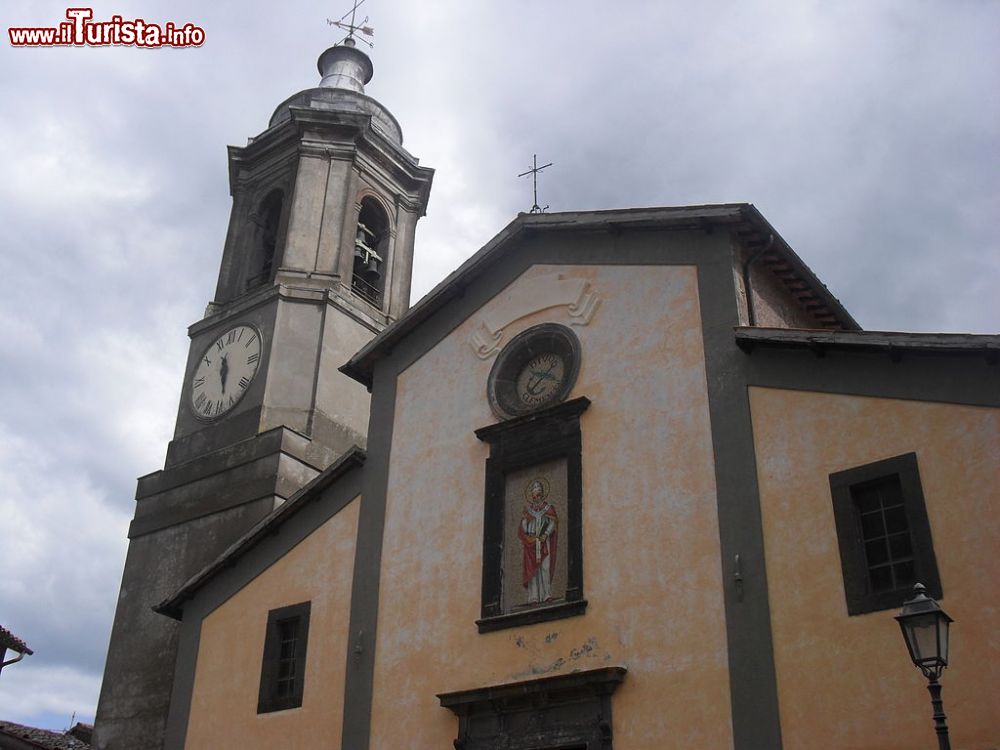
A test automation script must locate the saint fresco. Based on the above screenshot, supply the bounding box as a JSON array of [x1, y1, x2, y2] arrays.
[[503, 459, 569, 611]]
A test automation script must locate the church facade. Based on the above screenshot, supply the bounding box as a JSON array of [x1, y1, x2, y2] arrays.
[[95, 39, 999, 750]]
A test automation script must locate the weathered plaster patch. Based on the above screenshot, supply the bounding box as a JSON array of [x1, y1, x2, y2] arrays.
[[510, 636, 611, 679]]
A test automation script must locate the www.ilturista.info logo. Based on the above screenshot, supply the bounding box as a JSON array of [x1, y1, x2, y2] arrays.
[[9, 7, 205, 48]]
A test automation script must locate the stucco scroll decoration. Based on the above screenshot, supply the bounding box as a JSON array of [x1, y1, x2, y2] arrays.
[[470, 274, 601, 359]]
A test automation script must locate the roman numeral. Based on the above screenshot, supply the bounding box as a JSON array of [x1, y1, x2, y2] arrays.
[[194, 392, 207, 408], [193, 377, 205, 389], [228, 395, 236, 406], [216, 340, 225, 352], [247, 353, 259, 365], [238, 376, 251, 389], [244, 335, 258, 349], [226, 330, 237, 345], [214, 400, 224, 415]]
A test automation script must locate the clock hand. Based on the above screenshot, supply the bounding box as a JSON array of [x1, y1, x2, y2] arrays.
[[220, 355, 229, 394], [525, 360, 560, 395], [526, 372, 558, 395]]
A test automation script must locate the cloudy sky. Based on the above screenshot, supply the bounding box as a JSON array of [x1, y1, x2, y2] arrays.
[[1, 0, 997, 732]]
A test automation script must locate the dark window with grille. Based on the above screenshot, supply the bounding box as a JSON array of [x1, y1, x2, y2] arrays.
[[854, 475, 916, 593], [830, 453, 942, 616], [275, 617, 300, 699], [258, 602, 310, 713]]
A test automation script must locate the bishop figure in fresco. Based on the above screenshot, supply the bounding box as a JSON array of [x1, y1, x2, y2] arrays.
[[518, 478, 558, 604]]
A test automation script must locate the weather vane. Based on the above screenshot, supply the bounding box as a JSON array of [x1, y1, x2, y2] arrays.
[[518, 154, 553, 214], [328, 0, 375, 48]]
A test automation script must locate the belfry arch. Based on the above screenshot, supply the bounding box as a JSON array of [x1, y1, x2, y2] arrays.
[[352, 196, 391, 306], [247, 188, 283, 289]]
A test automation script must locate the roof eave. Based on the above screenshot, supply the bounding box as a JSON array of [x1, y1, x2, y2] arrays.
[[739, 205, 860, 331], [735, 326, 1000, 358]]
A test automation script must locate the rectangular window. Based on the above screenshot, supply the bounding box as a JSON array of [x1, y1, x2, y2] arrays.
[[257, 601, 310, 713], [830, 453, 941, 616], [275, 617, 300, 699], [853, 475, 916, 594]]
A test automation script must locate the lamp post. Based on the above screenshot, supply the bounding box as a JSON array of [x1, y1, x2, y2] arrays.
[[895, 583, 954, 750]]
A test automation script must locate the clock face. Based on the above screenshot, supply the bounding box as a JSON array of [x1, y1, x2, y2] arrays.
[[487, 324, 581, 420], [190, 324, 262, 420], [515, 353, 567, 407]]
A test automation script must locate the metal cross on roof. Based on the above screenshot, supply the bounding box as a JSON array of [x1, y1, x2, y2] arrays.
[[518, 154, 553, 214], [328, 0, 375, 48]]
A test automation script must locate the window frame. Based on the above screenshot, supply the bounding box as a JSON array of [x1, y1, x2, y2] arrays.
[[474, 397, 590, 633], [829, 452, 942, 616], [257, 601, 311, 713]]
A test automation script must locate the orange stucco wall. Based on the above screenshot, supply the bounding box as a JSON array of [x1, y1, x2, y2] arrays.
[[750, 387, 999, 750], [371, 265, 733, 749], [184, 497, 360, 748]]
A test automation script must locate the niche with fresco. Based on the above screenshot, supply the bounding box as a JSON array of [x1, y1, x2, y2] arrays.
[[475, 397, 589, 632]]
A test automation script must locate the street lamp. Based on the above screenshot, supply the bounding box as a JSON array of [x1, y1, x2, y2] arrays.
[[895, 583, 954, 750]]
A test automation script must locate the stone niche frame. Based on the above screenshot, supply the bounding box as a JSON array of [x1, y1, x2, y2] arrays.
[[474, 397, 590, 633], [438, 666, 626, 750]]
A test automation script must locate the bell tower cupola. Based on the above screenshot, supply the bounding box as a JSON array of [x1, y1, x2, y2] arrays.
[[212, 37, 432, 323]]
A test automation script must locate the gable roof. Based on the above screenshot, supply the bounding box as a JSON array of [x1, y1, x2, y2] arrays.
[[155, 447, 365, 620], [341, 203, 859, 388]]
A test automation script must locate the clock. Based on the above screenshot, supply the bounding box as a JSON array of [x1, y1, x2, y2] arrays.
[[487, 323, 581, 420], [190, 324, 263, 420]]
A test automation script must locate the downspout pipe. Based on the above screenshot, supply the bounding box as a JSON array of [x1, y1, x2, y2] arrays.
[[742, 233, 775, 327]]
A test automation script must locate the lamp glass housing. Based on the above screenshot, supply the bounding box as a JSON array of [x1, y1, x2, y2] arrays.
[[901, 612, 948, 668], [895, 584, 952, 679]]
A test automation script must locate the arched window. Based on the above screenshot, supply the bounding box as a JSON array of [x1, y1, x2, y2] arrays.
[[352, 197, 389, 306], [247, 189, 283, 289]]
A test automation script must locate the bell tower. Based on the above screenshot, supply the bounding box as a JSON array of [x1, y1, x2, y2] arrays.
[[94, 39, 433, 750]]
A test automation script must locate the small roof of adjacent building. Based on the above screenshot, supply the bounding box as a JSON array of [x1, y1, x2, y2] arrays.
[[0, 626, 32, 656], [0, 720, 90, 749]]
